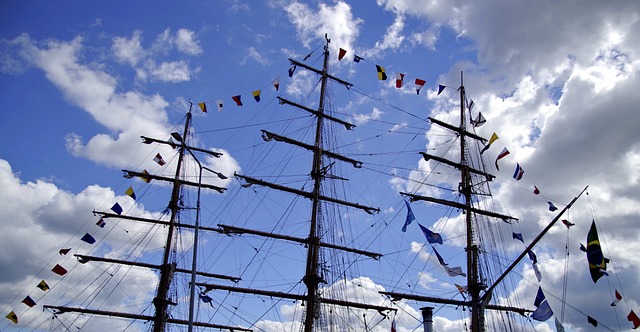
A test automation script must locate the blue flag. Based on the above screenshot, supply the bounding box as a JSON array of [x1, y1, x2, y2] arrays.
[[111, 202, 123, 215], [512, 232, 524, 243], [418, 223, 443, 244], [402, 200, 415, 232], [548, 201, 558, 212], [534, 287, 545, 307], [81, 233, 96, 244], [531, 300, 553, 321], [199, 294, 214, 307], [432, 246, 447, 266], [528, 250, 538, 264]]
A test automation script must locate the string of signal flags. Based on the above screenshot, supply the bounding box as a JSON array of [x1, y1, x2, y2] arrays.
[[193, 46, 439, 114]]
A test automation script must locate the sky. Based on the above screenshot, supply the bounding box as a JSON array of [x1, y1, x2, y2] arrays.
[[1, 0, 640, 331]]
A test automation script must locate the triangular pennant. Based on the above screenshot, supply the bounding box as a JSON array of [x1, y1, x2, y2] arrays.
[[59, 248, 71, 255], [533, 186, 540, 195], [338, 48, 347, 61], [494, 147, 510, 170], [548, 201, 558, 211], [232, 95, 243, 106], [480, 132, 499, 154], [432, 246, 447, 266], [437, 84, 446, 95], [22, 295, 36, 307], [454, 284, 468, 294], [534, 287, 545, 307], [611, 289, 622, 306], [353, 55, 364, 63], [197, 102, 207, 113], [288, 64, 297, 77], [562, 219, 575, 229], [216, 99, 224, 112], [52, 264, 67, 276], [252, 90, 261, 102], [418, 223, 443, 244], [125, 186, 136, 200], [402, 200, 415, 232], [272, 78, 280, 91], [415, 78, 426, 94], [376, 65, 387, 80], [139, 170, 152, 183]]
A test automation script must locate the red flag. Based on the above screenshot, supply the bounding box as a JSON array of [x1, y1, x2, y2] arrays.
[[395, 73, 404, 88], [415, 78, 426, 94], [52, 264, 67, 276], [59, 248, 71, 255], [272, 78, 280, 91], [22, 296, 36, 307], [232, 95, 243, 106], [533, 186, 540, 195], [338, 48, 347, 61], [562, 219, 575, 229], [494, 147, 510, 170], [628, 310, 640, 329], [154, 153, 166, 166], [611, 290, 622, 306]]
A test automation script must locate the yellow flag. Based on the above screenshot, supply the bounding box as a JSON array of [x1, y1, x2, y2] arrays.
[[125, 186, 136, 200], [5, 311, 17, 324], [197, 102, 207, 113]]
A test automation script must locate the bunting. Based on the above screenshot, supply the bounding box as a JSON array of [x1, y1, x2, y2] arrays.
[[96, 218, 106, 228], [547, 202, 558, 212], [586, 220, 608, 283], [532, 263, 542, 282], [534, 287, 545, 307], [494, 147, 510, 170], [418, 223, 443, 245], [376, 65, 387, 80], [628, 310, 640, 329], [587, 316, 598, 327], [555, 318, 565, 332], [52, 264, 67, 276], [338, 48, 347, 61], [153, 153, 166, 166], [22, 296, 36, 307], [216, 100, 223, 112], [303, 51, 313, 61], [432, 246, 466, 277], [288, 64, 297, 77], [395, 73, 404, 88], [455, 284, 468, 294], [480, 132, 499, 154], [402, 200, 414, 232], [232, 95, 243, 106], [527, 250, 537, 264], [81, 233, 96, 244], [197, 102, 207, 113], [199, 293, 214, 307], [111, 202, 123, 215], [59, 248, 71, 255], [533, 186, 540, 195], [415, 78, 426, 94], [5, 311, 17, 324], [437, 85, 446, 95], [37, 280, 49, 291], [125, 186, 136, 200], [513, 163, 524, 180], [353, 55, 364, 63], [252, 90, 261, 102], [272, 78, 280, 91], [531, 287, 553, 321]]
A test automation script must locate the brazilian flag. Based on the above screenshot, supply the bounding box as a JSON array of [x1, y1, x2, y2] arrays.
[[586, 220, 608, 283]]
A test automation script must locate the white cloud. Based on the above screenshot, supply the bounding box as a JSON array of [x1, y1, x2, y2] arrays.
[[175, 28, 203, 56], [112, 30, 146, 66], [241, 46, 271, 65]]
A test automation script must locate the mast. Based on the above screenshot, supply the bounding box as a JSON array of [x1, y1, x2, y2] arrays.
[[302, 34, 331, 332], [152, 110, 192, 332]]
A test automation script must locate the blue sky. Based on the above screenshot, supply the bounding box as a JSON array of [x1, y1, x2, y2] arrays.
[[2, 1, 640, 331]]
